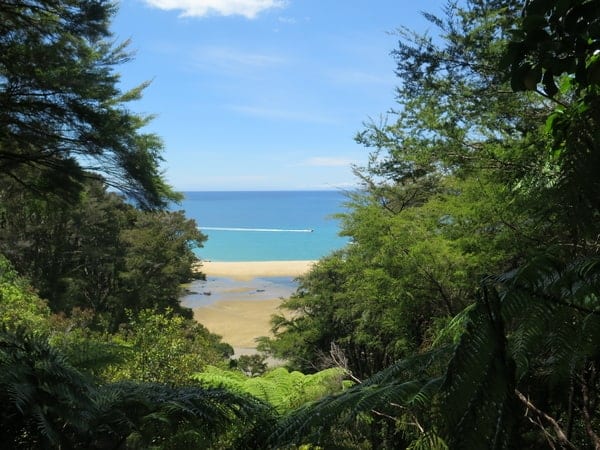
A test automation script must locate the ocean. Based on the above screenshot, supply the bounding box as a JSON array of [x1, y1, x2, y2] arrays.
[[177, 190, 350, 261]]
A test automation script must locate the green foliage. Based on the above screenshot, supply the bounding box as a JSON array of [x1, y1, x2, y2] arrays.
[[263, 0, 553, 383], [271, 347, 450, 449], [48, 308, 128, 379], [265, 176, 532, 378], [505, 0, 600, 95], [104, 309, 231, 385], [234, 353, 269, 376], [265, 1, 600, 448], [0, 328, 273, 449], [91, 381, 275, 449], [505, 0, 600, 240], [440, 289, 518, 449], [194, 365, 348, 414], [0, 255, 50, 332], [119, 209, 206, 318], [0, 328, 95, 448], [0, 0, 178, 208], [0, 180, 206, 327], [0, 0, 281, 447], [1, 0, 599, 447]]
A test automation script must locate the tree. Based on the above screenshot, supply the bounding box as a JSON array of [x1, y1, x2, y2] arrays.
[[104, 309, 232, 385], [0, 0, 177, 208], [0, 179, 205, 326], [269, 1, 600, 448], [0, 328, 274, 449], [118, 209, 206, 318], [264, 0, 544, 378], [505, 0, 600, 241], [0, 255, 50, 332]]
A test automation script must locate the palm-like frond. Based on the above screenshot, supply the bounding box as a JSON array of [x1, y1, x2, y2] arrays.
[[440, 288, 518, 450], [0, 328, 95, 448], [194, 366, 348, 414], [90, 381, 276, 449], [436, 252, 600, 449], [497, 253, 600, 383], [271, 346, 452, 448]]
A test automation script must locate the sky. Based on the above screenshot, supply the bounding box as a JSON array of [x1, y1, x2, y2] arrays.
[[110, 0, 444, 191]]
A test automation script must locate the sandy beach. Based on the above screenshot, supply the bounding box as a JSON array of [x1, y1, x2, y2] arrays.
[[190, 260, 315, 351], [194, 260, 315, 281]]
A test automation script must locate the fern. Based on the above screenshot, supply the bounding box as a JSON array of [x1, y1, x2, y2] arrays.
[[271, 346, 452, 448], [91, 381, 276, 449], [437, 252, 600, 449], [498, 253, 600, 385], [0, 328, 95, 447], [440, 288, 518, 450], [193, 366, 348, 414]]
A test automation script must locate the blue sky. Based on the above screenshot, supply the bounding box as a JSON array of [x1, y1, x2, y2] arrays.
[[111, 0, 443, 191]]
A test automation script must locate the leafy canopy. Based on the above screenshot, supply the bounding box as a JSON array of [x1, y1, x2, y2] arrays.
[[0, 0, 178, 208]]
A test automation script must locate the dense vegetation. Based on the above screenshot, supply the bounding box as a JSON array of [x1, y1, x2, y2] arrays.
[[1, 0, 599, 448], [260, 0, 600, 447]]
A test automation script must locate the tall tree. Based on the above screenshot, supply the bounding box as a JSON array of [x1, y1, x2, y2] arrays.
[[0, 0, 177, 208], [264, 0, 546, 379], [0, 179, 205, 326], [270, 1, 600, 448]]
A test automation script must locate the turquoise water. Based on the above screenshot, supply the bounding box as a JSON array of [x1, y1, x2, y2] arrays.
[[177, 190, 350, 261]]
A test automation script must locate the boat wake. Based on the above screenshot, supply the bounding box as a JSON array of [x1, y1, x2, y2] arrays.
[[200, 226, 314, 233]]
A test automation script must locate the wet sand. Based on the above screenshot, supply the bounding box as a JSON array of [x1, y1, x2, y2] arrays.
[[194, 298, 282, 348], [190, 260, 314, 350]]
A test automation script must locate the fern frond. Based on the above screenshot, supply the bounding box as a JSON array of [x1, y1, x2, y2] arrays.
[[92, 381, 276, 447], [0, 328, 95, 447], [270, 347, 450, 447], [440, 289, 518, 450]]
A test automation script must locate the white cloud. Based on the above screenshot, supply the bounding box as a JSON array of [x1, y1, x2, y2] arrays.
[[302, 157, 355, 167], [277, 16, 296, 24], [228, 105, 338, 124], [194, 46, 286, 71], [143, 0, 285, 19]]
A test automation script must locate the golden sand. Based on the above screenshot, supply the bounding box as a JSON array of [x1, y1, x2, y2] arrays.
[[191, 260, 314, 350], [195, 260, 315, 281], [193, 298, 281, 348]]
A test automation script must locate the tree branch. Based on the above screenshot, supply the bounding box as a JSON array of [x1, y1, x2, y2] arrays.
[[515, 389, 577, 450]]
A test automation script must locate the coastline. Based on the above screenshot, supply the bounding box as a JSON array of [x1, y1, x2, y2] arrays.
[[189, 260, 315, 350], [194, 260, 315, 281]]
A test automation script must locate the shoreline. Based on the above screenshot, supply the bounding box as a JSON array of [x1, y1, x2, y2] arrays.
[[194, 260, 316, 281], [189, 260, 315, 351]]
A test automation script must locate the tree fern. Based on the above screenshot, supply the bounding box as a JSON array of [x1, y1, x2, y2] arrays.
[[0, 328, 95, 448], [193, 366, 348, 414], [440, 288, 518, 450], [90, 381, 276, 449], [270, 346, 452, 448], [437, 252, 600, 448], [497, 253, 600, 382]]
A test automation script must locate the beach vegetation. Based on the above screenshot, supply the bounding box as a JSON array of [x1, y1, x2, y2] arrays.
[[1, 0, 600, 448]]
